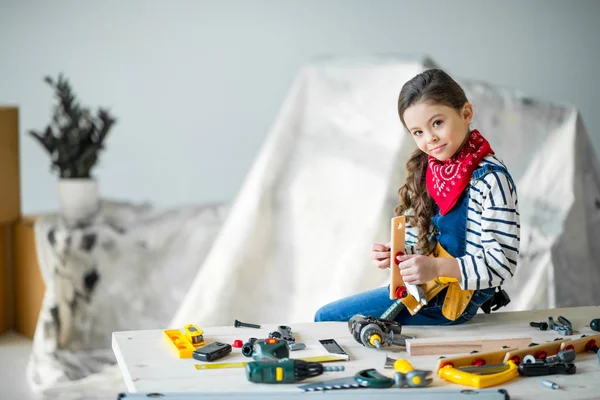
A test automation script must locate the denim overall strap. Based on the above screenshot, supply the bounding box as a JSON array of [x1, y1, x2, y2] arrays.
[[471, 163, 515, 190], [431, 190, 470, 258]]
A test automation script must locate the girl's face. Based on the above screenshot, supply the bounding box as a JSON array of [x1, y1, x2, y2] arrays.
[[402, 101, 473, 161]]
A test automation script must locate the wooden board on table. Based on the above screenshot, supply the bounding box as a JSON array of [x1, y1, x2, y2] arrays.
[[503, 339, 570, 363], [436, 348, 517, 371], [406, 335, 531, 356], [559, 333, 600, 353]]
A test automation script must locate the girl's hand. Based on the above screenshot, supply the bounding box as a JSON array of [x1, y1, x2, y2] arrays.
[[371, 242, 391, 269], [397, 254, 438, 284]]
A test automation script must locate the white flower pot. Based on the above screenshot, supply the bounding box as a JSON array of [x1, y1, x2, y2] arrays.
[[57, 178, 100, 225]]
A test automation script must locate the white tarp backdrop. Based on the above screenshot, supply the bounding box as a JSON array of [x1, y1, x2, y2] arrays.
[[27, 201, 229, 395], [172, 56, 600, 328], [27, 56, 600, 395]]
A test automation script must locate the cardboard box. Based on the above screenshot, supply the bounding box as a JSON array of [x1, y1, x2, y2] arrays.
[[0, 224, 12, 334], [0, 107, 20, 224], [0, 106, 19, 335], [13, 216, 44, 338], [0, 218, 45, 338]]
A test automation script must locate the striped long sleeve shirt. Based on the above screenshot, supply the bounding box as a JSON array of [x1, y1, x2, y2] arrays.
[[404, 155, 520, 290]]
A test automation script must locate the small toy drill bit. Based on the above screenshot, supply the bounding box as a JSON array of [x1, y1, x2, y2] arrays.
[[540, 379, 560, 390]]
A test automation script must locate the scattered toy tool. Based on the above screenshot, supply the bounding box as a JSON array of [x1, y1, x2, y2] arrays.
[[268, 325, 306, 351], [548, 316, 573, 336], [269, 325, 295, 343], [246, 358, 344, 383], [319, 339, 349, 361], [541, 379, 560, 390], [518, 360, 576, 376], [242, 338, 291, 361], [195, 353, 348, 370], [297, 368, 394, 391], [192, 342, 232, 362], [164, 324, 206, 358], [529, 321, 549, 331], [234, 319, 261, 329], [383, 215, 425, 320], [522, 349, 576, 365], [436, 348, 520, 388], [196, 336, 347, 371], [385, 358, 433, 388], [348, 314, 414, 349]]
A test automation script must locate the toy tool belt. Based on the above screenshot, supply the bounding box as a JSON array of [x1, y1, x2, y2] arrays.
[[397, 242, 471, 320], [398, 243, 510, 321]]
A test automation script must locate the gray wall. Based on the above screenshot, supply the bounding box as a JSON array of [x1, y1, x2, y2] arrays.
[[1, 0, 599, 214]]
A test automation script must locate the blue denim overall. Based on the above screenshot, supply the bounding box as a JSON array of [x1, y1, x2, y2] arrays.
[[314, 163, 512, 326]]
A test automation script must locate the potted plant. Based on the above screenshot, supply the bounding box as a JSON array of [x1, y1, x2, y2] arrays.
[[29, 74, 117, 225]]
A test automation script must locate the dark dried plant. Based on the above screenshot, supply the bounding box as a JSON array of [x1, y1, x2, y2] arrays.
[[29, 74, 116, 178]]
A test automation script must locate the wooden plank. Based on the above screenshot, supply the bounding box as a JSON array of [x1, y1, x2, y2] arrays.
[[389, 216, 405, 300], [13, 216, 45, 338], [435, 348, 516, 371], [0, 224, 11, 334], [406, 335, 531, 356], [559, 333, 600, 354], [503, 339, 570, 364]]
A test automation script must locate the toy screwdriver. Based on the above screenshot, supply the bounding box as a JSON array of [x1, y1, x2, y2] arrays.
[[245, 359, 344, 383]]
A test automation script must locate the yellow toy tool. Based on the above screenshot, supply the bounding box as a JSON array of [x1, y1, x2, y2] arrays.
[[184, 324, 205, 346], [164, 324, 205, 358], [393, 358, 415, 373], [436, 348, 519, 389], [438, 361, 518, 389], [388, 216, 473, 321]]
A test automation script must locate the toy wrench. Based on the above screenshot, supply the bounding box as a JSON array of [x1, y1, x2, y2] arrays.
[[549, 316, 573, 336]]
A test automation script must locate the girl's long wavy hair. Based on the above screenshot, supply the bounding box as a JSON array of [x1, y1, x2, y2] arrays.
[[395, 69, 469, 253]]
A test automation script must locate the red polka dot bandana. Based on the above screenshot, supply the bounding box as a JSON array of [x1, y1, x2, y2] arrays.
[[426, 130, 494, 215]]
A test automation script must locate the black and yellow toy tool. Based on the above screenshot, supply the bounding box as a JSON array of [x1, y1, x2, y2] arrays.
[[389, 358, 433, 388]]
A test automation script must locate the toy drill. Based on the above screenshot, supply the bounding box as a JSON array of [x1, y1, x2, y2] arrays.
[[242, 338, 290, 361], [246, 358, 344, 383], [348, 314, 413, 349]]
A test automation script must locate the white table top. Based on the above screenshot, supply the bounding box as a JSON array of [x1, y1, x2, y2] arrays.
[[113, 306, 600, 399]]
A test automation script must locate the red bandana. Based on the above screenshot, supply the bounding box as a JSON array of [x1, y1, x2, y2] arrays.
[[426, 130, 494, 215]]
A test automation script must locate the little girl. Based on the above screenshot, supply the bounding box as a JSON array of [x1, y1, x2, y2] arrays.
[[314, 69, 520, 326]]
